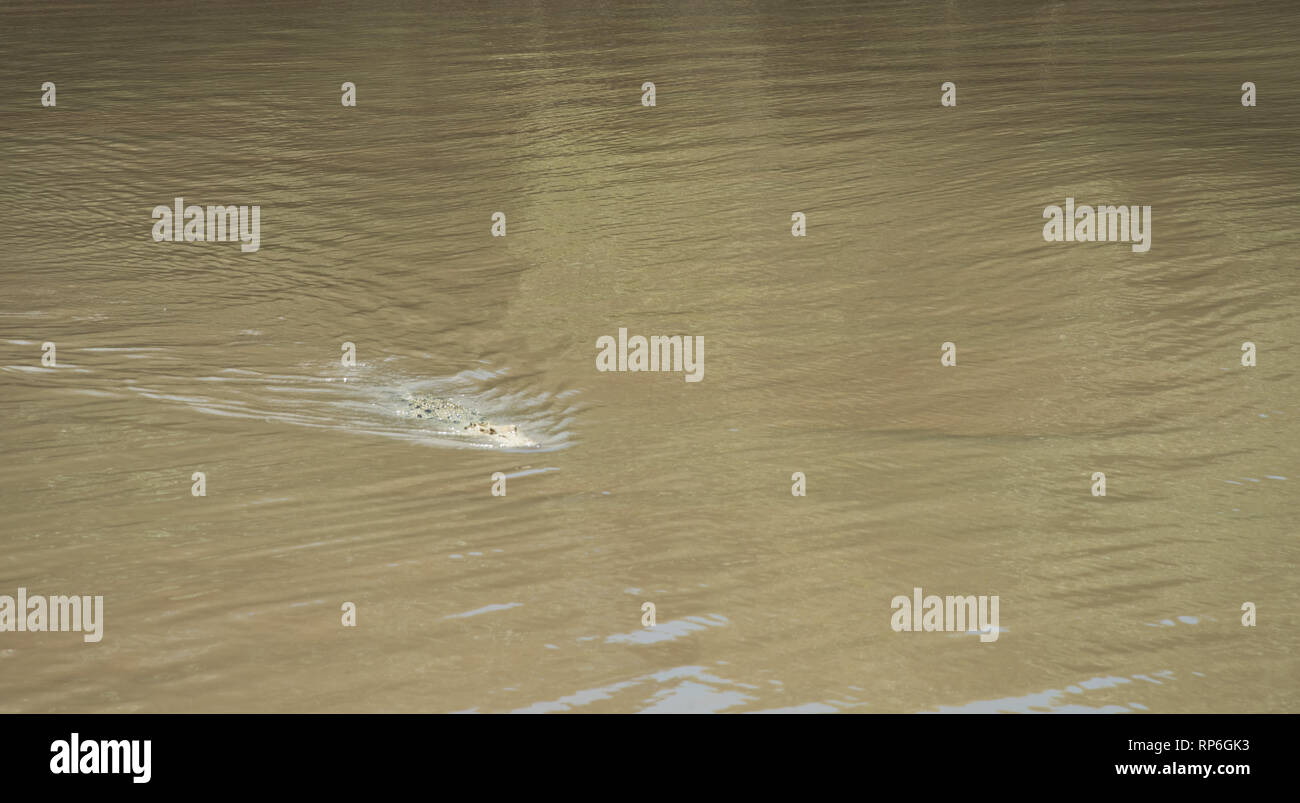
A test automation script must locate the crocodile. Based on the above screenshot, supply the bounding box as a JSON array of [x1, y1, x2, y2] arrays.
[[397, 392, 536, 447]]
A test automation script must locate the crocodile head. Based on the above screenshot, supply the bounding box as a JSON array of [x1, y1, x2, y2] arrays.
[[400, 393, 536, 447]]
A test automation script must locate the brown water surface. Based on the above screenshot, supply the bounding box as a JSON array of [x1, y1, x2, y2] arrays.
[[1, 0, 1296, 712]]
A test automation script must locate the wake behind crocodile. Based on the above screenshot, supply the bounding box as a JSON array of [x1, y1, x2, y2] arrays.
[[100, 359, 562, 451]]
